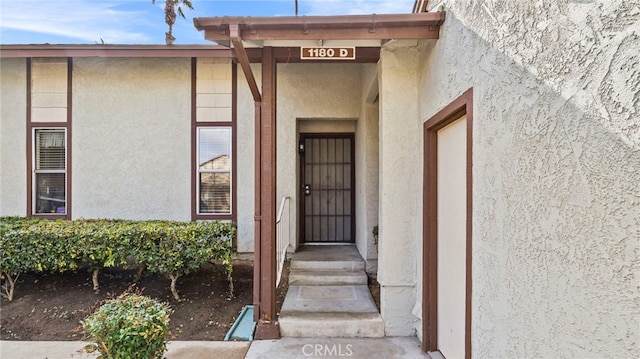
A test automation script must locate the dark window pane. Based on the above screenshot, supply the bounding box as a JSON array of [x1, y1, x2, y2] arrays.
[[199, 172, 230, 214], [35, 173, 66, 214]]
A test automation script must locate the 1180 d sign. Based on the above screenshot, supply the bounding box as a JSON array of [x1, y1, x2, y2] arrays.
[[301, 47, 356, 60]]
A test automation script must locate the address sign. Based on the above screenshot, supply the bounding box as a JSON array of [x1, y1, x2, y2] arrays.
[[300, 47, 356, 60]]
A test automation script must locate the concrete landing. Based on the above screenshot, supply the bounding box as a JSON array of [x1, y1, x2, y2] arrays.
[[279, 245, 384, 338], [290, 246, 366, 271], [245, 337, 430, 359], [282, 285, 378, 313]]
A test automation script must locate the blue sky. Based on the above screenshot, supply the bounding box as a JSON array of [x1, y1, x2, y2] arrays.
[[0, 0, 415, 45]]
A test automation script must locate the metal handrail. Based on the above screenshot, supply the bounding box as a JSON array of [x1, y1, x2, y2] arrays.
[[275, 196, 291, 287]]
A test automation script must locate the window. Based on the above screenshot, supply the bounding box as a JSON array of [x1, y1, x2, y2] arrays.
[[33, 128, 67, 215], [197, 127, 231, 215]]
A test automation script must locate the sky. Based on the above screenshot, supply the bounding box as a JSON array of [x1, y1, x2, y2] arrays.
[[0, 0, 415, 45]]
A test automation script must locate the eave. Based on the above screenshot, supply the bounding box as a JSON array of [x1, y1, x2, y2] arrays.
[[0, 44, 232, 58], [193, 13, 446, 42]]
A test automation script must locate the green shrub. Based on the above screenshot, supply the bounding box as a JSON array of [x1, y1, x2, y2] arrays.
[[82, 292, 172, 359], [0, 217, 81, 300], [75, 220, 133, 292], [0, 217, 236, 301], [135, 221, 236, 300]]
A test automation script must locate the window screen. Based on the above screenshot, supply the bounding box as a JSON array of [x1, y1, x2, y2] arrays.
[[34, 129, 66, 214], [197, 127, 231, 214]]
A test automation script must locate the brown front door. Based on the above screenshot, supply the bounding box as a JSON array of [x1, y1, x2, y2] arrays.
[[300, 133, 355, 243]]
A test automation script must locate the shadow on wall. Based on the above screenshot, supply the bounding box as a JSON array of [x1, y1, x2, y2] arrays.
[[417, 6, 639, 358]]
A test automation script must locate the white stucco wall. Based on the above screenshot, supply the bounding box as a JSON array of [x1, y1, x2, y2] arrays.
[[235, 63, 261, 253], [414, 1, 639, 357], [72, 58, 191, 220], [0, 58, 27, 216], [277, 63, 362, 249], [356, 63, 380, 274], [377, 41, 423, 336]]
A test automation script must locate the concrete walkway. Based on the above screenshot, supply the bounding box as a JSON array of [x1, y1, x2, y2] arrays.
[[0, 341, 250, 359], [246, 337, 430, 358], [1, 337, 431, 359]]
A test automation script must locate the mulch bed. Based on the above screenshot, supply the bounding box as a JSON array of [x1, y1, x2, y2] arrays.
[[1, 260, 254, 341]]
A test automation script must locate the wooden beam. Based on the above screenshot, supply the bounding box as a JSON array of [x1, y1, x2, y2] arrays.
[[254, 46, 280, 340], [0, 44, 232, 58], [230, 24, 261, 102], [195, 12, 445, 42]]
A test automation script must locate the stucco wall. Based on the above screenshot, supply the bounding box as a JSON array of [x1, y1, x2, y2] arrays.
[[416, 1, 639, 357], [235, 63, 261, 253], [355, 63, 380, 273], [72, 58, 191, 220], [0, 58, 27, 216], [277, 63, 362, 249], [377, 41, 423, 336]]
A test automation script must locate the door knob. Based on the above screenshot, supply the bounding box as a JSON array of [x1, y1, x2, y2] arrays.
[[304, 184, 311, 196]]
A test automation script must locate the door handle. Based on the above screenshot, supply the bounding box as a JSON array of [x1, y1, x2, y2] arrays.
[[304, 184, 311, 196]]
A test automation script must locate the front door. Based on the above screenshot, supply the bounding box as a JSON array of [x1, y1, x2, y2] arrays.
[[300, 133, 355, 243]]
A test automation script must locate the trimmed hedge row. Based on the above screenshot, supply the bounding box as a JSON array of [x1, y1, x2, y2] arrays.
[[0, 217, 236, 301]]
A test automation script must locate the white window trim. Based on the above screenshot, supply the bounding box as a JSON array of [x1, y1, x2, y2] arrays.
[[32, 127, 67, 216], [196, 126, 233, 215]]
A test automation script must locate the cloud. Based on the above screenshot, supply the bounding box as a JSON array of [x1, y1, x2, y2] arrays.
[[0, 0, 417, 44], [0, 0, 154, 43]]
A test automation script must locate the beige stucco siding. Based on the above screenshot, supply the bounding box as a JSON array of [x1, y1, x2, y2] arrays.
[[414, 1, 639, 356], [355, 63, 380, 273], [72, 58, 191, 220], [235, 63, 261, 253], [377, 42, 422, 336], [0, 58, 27, 216]]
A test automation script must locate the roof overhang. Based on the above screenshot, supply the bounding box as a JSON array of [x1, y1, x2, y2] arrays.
[[0, 44, 232, 58], [193, 13, 445, 44]]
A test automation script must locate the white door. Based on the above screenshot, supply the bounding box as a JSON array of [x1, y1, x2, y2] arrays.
[[436, 116, 467, 359]]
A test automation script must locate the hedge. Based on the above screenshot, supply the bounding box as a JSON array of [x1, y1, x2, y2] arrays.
[[0, 217, 235, 301]]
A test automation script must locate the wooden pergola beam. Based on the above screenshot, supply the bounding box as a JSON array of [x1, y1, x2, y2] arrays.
[[195, 13, 445, 42]]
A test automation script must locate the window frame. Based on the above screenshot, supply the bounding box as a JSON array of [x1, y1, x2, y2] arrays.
[[31, 127, 68, 216], [191, 58, 237, 221], [195, 126, 233, 216], [26, 57, 72, 220]]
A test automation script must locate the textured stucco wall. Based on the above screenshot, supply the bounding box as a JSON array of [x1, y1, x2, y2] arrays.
[[355, 63, 380, 274], [378, 41, 422, 336], [0, 58, 27, 216], [417, 1, 639, 357], [72, 58, 191, 220], [235, 63, 261, 253], [277, 63, 362, 248]]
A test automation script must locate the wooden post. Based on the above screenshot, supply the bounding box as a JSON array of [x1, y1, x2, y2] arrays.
[[254, 46, 280, 339]]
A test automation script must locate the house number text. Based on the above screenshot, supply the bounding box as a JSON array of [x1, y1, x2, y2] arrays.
[[301, 47, 356, 60]]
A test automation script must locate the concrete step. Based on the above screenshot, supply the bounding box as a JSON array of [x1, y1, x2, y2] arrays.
[[289, 269, 368, 286], [279, 313, 384, 337], [290, 259, 365, 271], [279, 285, 384, 338], [290, 245, 366, 271]]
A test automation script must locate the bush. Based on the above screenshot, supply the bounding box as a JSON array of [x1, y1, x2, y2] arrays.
[[0, 217, 81, 300], [82, 292, 172, 359], [0, 217, 236, 301], [135, 221, 236, 300]]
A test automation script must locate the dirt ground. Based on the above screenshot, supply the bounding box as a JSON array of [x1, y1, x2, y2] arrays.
[[0, 260, 255, 341], [0, 259, 379, 342]]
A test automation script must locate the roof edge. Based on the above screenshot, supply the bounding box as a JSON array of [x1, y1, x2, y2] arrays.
[[0, 44, 232, 58]]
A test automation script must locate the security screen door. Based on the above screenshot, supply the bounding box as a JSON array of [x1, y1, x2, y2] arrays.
[[300, 134, 355, 243]]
